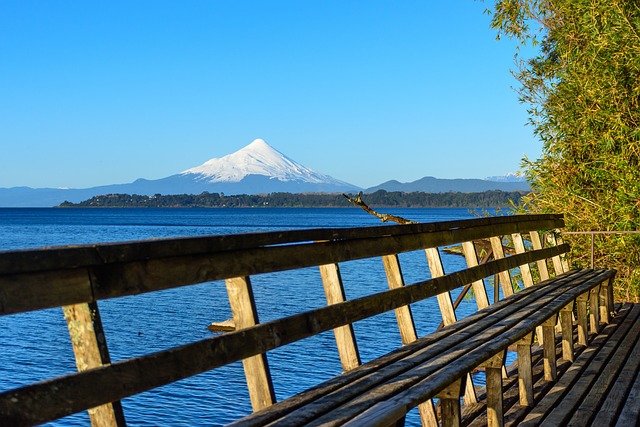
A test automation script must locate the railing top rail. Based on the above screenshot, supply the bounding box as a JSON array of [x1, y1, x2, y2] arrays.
[[0, 214, 562, 276]]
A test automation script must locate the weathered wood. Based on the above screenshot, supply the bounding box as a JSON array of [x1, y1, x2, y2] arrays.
[[480, 352, 506, 427], [319, 263, 361, 371], [576, 292, 589, 346], [240, 273, 588, 427], [63, 302, 126, 427], [489, 236, 514, 298], [461, 241, 490, 310], [1, 217, 566, 316], [382, 254, 437, 426], [3, 268, 603, 426], [0, 214, 565, 276], [529, 231, 550, 281], [382, 254, 417, 345], [542, 315, 558, 381], [536, 303, 640, 426], [615, 364, 640, 426], [589, 284, 601, 334], [546, 232, 566, 275], [294, 270, 611, 427], [560, 302, 575, 362], [566, 305, 640, 427], [226, 276, 276, 411], [511, 233, 534, 289], [600, 276, 615, 324], [589, 315, 640, 426], [424, 246, 477, 405], [516, 333, 534, 407], [438, 378, 465, 427]]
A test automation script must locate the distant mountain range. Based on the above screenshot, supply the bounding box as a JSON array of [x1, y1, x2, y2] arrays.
[[0, 139, 530, 207], [366, 176, 530, 193]]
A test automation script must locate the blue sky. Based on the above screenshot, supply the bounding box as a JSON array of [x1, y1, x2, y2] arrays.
[[0, 1, 539, 189]]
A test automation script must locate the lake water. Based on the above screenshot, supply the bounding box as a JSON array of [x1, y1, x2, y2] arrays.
[[0, 208, 493, 426]]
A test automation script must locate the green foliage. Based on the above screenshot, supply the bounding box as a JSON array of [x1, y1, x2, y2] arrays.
[[58, 190, 525, 209], [487, 0, 640, 300]]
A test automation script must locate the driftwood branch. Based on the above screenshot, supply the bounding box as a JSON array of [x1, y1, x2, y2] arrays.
[[342, 193, 418, 225]]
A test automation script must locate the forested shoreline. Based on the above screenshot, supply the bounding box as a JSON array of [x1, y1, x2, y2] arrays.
[[58, 190, 525, 208]]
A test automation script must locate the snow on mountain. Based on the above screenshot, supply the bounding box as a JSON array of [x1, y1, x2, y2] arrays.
[[181, 138, 348, 186], [484, 172, 527, 183]]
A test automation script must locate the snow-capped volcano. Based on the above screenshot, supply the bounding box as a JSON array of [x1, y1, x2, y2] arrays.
[[0, 138, 361, 206], [181, 138, 351, 187]]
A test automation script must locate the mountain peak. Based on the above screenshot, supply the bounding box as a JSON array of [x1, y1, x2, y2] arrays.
[[181, 139, 351, 187]]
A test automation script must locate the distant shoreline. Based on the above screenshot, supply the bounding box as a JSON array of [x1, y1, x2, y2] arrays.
[[57, 190, 527, 209]]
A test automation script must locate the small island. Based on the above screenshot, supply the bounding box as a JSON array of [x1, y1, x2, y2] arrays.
[[58, 189, 526, 208]]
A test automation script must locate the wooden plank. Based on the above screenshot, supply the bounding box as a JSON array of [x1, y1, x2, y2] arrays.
[[437, 378, 465, 427], [424, 247, 477, 405], [382, 254, 417, 345], [576, 292, 589, 346], [382, 254, 437, 426], [226, 276, 276, 411], [489, 236, 514, 298], [2, 267, 608, 426], [516, 333, 534, 407], [590, 284, 601, 334], [528, 231, 550, 281], [546, 232, 566, 275], [1, 221, 569, 316], [319, 263, 361, 371], [0, 214, 565, 276], [1, 268, 597, 426], [461, 241, 490, 310], [479, 352, 506, 427], [63, 302, 126, 427], [254, 274, 591, 427], [424, 248, 457, 326], [302, 270, 611, 427], [560, 302, 575, 362], [615, 362, 640, 427], [542, 316, 558, 381], [566, 305, 640, 426], [535, 303, 640, 426], [590, 312, 640, 426], [511, 233, 534, 289]]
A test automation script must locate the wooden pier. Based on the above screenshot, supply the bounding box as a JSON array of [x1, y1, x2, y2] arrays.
[[0, 213, 635, 426]]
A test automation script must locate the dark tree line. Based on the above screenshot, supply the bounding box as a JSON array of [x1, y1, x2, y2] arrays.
[[59, 190, 525, 208]]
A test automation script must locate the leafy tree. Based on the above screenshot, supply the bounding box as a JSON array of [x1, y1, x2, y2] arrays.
[[487, 0, 640, 300]]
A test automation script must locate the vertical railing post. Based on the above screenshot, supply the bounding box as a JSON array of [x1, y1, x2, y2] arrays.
[[461, 241, 490, 310], [529, 231, 550, 281], [63, 301, 126, 427], [516, 333, 534, 407], [576, 292, 589, 346], [225, 276, 276, 411], [437, 378, 466, 427], [382, 254, 438, 427], [319, 263, 361, 371], [425, 247, 477, 406], [542, 315, 558, 381], [560, 302, 575, 362], [489, 236, 514, 298], [589, 284, 601, 334], [481, 352, 506, 427]]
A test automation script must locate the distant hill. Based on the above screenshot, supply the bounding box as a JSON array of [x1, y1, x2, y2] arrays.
[[366, 176, 530, 193]]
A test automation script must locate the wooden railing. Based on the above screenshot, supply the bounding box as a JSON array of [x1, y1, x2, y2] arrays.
[[0, 214, 575, 426]]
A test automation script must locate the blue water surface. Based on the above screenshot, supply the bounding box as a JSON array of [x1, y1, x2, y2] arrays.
[[0, 208, 494, 426]]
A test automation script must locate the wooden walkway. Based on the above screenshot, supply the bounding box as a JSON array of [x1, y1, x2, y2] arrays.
[[0, 214, 634, 426], [462, 302, 640, 427]]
